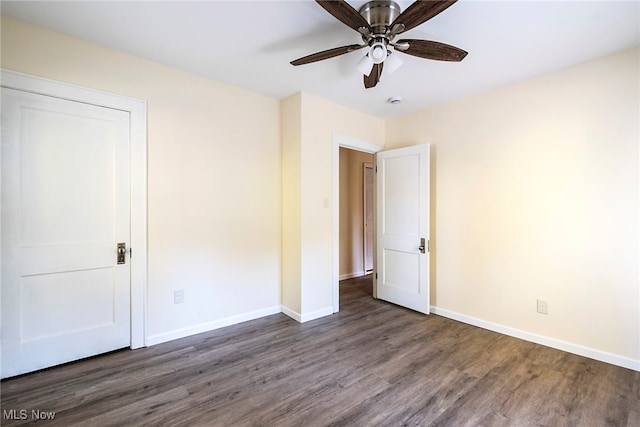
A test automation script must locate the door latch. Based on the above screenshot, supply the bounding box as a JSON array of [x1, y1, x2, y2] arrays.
[[117, 242, 126, 264], [418, 238, 426, 254]]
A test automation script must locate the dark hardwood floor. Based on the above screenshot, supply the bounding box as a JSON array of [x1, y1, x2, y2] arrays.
[[2, 275, 638, 426]]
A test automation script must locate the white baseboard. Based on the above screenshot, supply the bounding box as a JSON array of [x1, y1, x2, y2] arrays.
[[339, 271, 366, 280], [146, 305, 282, 346], [280, 305, 302, 322], [430, 306, 640, 372], [281, 305, 334, 323]]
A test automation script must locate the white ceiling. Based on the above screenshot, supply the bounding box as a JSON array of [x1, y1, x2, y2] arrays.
[[2, 0, 639, 118]]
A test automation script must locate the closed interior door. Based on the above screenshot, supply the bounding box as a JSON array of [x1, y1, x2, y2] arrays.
[[1, 88, 131, 378], [363, 163, 374, 273], [376, 144, 430, 314]]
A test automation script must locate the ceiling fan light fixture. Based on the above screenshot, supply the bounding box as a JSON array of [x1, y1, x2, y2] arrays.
[[385, 51, 403, 74], [356, 54, 375, 76], [369, 42, 387, 64]]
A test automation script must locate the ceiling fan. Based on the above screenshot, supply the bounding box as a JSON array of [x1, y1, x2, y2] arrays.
[[290, 0, 468, 88]]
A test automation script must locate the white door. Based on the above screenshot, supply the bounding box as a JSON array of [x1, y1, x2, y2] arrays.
[[363, 163, 374, 273], [376, 144, 430, 314], [1, 88, 132, 378]]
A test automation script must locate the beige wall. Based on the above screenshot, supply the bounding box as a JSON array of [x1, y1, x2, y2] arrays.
[[300, 92, 384, 316], [386, 47, 640, 362], [281, 93, 302, 313], [339, 148, 374, 278], [2, 15, 638, 367], [281, 91, 384, 319], [1, 16, 282, 342]]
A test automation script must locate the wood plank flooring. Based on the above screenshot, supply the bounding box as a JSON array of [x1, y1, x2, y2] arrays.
[[2, 275, 638, 426]]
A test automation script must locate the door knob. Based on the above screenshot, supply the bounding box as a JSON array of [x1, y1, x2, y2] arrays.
[[117, 242, 126, 264]]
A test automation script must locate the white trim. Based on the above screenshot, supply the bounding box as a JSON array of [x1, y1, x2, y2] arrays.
[[281, 305, 334, 323], [281, 306, 302, 323], [147, 306, 282, 346], [431, 306, 640, 372], [332, 133, 384, 314], [334, 133, 384, 153], [129, 100, 147, 349], [339, 271, 366, 281], [1, 70, 148, 349], [300, 306, 334, 322]]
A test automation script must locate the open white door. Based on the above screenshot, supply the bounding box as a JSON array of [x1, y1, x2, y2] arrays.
[[1, 88, 132, 378], [376, 144, 430, 314]]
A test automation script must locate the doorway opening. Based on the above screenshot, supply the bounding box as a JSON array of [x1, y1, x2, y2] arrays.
[[332, 134, 384, 313], [339, 148, 374, 280]]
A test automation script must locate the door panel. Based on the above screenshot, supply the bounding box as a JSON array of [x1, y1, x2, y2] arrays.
[[376, 144, 430, 314], [1, 88, 131, 378], [20, 269, 116, 341], [383, 249, 420, 292], [21, 108, 116, 245], [383, 153, 420, 236]]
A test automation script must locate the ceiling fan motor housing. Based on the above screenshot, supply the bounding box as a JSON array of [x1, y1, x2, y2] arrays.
[[360, 0, 402, 62], [359, 0, 401, 34]]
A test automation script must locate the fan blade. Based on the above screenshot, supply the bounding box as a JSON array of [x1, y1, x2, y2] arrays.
[[316, 0, 370, 32], [392, 0, 458, 33], [397, 39, 467, 62], [364, 62, 383, 89], [291, 44, 365, 66]]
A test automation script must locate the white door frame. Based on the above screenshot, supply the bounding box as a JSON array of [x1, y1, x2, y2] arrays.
[[1, 70, 148, 349], [332, 133, 384, 313]]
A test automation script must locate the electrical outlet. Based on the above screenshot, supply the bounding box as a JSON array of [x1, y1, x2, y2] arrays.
[[174, 289, 184, 304], [537, 299, 548, 315]]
